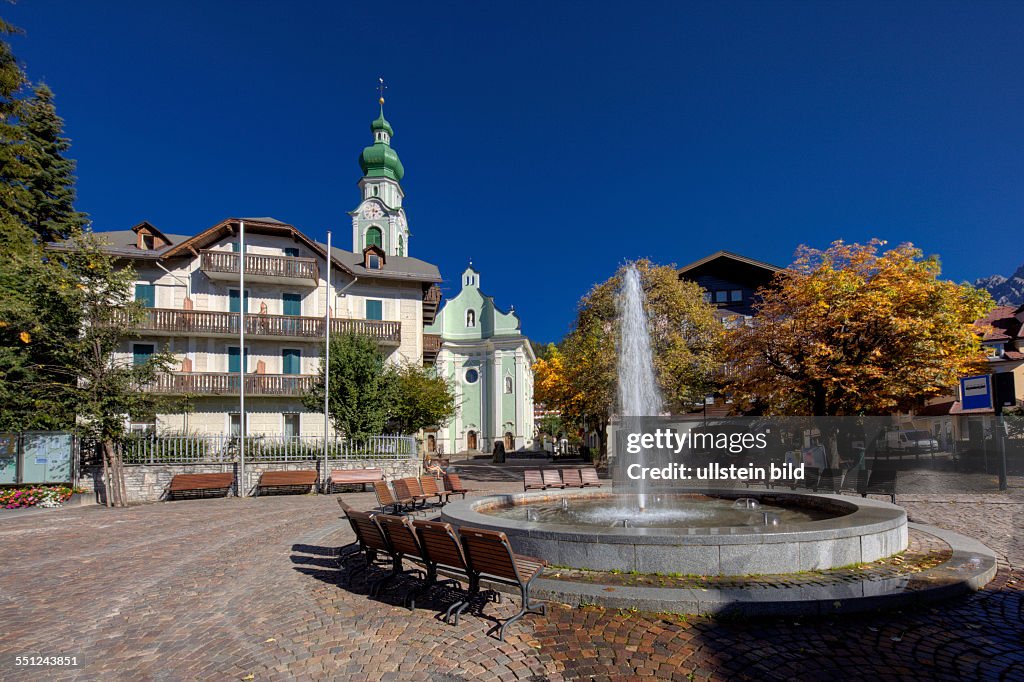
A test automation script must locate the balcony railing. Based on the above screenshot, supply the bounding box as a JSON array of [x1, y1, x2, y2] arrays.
[[423, 333, 442, 364], [127, 308, 401, 344], [200, 249, 319, 283], [145, 372, 314, 397]]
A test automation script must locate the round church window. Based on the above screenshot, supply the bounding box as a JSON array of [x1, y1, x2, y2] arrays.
[[464, 369, 479, 384]]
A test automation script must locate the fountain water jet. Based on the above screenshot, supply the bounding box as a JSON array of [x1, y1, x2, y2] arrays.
[[617, 264, 664, 510]]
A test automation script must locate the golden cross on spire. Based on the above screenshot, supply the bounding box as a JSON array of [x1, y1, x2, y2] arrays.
[[377, 76, 387, 105]]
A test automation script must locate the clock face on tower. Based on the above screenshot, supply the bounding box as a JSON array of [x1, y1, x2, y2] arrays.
[[362, 203, 384, 219]]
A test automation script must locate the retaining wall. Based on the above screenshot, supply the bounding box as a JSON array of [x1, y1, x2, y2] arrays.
[[79, 458, 421, 504]]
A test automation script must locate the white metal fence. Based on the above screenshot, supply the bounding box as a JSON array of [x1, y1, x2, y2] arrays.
[[120, 434, 417, 465]]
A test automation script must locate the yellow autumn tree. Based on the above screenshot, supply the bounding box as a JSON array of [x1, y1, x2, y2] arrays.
[[725, 239, 993, 417]]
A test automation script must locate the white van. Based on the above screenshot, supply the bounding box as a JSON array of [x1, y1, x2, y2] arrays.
[[884, 430, 938, 453]]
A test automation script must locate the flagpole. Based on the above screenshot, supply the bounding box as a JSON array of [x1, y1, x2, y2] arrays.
[[238, 220, 246, 497], [323, 231, 332, 491]]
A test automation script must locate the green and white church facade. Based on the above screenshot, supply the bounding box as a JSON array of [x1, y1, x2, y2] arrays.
[[427, 267, 536, 454]]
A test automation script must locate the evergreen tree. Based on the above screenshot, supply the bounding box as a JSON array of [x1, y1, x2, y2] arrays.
[[21, 83, 86, 242]]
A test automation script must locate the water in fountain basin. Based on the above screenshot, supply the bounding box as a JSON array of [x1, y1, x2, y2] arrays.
[[617, 265, 665, 509]]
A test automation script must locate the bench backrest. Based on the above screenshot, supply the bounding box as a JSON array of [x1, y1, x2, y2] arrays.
[[419, 476, 442, 497], [376, 514, 424, 561], [445, 473, 466, 492], [561, 469, 583, 487], [402, 477, 425, 496], [843, 468, 870, 490], [818, 468, 844, 491], [347, 509, 390, 554], [260, 470, 317, 485], [581, 467, 601, 485], [524, 470, 544, 488], [458, 526, 522, 584], [868, 469, 898, 490], [373, 481, 397, 506], [392, 478, 415, 501], [331, 468, 383, 483], [542, 469, 564, 487], [169, 473, 234, 491], [413, 520, 469, 572]]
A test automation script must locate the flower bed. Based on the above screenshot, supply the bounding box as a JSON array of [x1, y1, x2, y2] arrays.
[[0, 485, 78, 509]]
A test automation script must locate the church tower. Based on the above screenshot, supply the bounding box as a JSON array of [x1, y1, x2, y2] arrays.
[[350, 90, 410, 257]]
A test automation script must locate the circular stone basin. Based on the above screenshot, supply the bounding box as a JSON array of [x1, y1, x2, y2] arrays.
[[481, 493, 840, 529], [442, 488, 908, 576]]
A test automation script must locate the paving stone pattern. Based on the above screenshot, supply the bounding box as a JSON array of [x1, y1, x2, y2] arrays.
[[0, 465, 1020, 681]]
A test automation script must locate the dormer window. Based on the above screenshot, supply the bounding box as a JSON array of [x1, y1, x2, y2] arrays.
[[466, 309, 476, 328], [132, 222, 170, 250], [362, 244, 386, 270]]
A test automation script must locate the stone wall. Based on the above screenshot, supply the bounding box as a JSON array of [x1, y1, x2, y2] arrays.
[[79, 457, 421, 505]]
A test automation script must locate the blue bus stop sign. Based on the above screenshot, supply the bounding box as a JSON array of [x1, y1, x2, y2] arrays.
[[960, 375, 993, 411]]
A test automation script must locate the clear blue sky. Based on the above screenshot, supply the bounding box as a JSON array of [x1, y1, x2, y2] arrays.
[[7, 1, 1024, 342]]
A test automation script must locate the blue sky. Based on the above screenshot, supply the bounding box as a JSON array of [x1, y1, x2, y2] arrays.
[[6, 1, 1024, 342]]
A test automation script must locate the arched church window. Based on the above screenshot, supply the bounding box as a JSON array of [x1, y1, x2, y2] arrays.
[[466, 309, 476, 328], [373, 186, 379, 197], [365, 226, 383, 249], [504, 376, 513, 394], [398, 234, 404, 257]]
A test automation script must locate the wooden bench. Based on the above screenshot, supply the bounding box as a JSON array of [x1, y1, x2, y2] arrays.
[[328, 468, 384, 493], [257, 470, 318, 496], [167, 473, 234, 500]]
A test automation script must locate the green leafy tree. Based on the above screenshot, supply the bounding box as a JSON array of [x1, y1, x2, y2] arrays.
[[389, 363, 456, 434], [304, 333, 396, 439], [38, 230, 173, 506], [20, 83, 86, 242]]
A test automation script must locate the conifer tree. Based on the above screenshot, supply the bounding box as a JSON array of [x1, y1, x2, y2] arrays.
[[21, 83, 86, 242]]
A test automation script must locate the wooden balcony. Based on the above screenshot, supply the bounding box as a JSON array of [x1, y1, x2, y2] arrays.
[[423, 333, 442, 365], [128, 308, 401, 345], [145, 372, 314, 397], [200, 249, 319, 286], [422, 284, 442, 325]]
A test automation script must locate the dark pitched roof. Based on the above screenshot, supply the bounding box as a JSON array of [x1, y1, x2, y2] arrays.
[[53, 217, 443, 285], [975, 306, 1023, 341], [677, 250, 783, 276], [326, 244, 441, 283]]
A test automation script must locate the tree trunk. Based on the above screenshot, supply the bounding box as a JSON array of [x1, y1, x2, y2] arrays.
[[103, 439, 125, 507], [101, 444, 112, 508]]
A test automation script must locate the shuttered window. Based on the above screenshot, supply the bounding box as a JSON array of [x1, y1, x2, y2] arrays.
[[134, 284, 155, 308]]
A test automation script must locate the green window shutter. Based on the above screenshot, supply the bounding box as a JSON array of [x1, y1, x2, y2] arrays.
[[228, 346, 247, 373], [229, 289, 250, 314], [366, 300, 383, 321], [135, 284, 155, 308], [133, 344, 155, 366], [282, 293, 301, 316], [282, 349, 301, 375]]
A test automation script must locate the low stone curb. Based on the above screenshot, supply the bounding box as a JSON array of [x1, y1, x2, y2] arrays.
[[524, 522, 998, 617]]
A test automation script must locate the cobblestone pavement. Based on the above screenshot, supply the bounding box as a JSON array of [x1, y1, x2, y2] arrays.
[[0, 467, 1020, 681]]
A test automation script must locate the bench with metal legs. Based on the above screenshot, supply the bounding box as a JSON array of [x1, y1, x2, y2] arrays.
[[412, 519, 475, 622], [375, 514, 433, 607], [343, 509, 393, 596], [458, 526, 548, 642]]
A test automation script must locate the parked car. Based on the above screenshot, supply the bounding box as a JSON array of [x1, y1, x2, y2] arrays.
[[883, 429, 938, 453]]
